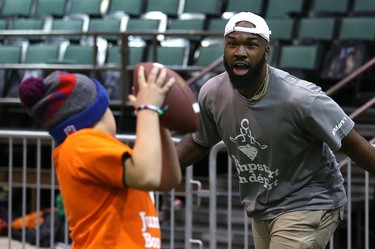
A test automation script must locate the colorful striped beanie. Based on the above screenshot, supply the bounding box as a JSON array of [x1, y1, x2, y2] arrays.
[[19, 71, 109, 144]]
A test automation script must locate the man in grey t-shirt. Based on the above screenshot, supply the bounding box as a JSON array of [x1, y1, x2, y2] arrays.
[[176, 12, 375, 249]]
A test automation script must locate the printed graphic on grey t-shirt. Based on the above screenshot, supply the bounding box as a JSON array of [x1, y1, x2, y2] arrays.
[[230, 119, 280, 190]]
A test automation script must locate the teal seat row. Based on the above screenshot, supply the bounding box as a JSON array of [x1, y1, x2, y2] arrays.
[[1, 0, 373, 19]]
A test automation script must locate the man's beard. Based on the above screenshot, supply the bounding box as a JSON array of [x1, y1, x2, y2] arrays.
[[224, 54, 266, 90]]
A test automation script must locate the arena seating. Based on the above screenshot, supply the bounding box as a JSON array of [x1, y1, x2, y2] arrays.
[[0, 0, 374, 130], [0, 3, 374, 249]]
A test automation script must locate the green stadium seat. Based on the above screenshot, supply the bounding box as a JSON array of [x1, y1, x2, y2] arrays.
[[86, 17, 127, 43], [193, 39, 224, 68], [297, 17, 337, 42], [266, 18, 295, 43], [277, 44, 325, 84], [266, 0, 305, 18], [0, 44, 23, 64], [1, 0, 33, 17], [338, 17, 375, 41], [182, 0, 223, 16], [167, 14, 205, 42], [148, 39, 190, 67], [126, 15, 166, 41], [145, 0, 182, 17], [48, 16, 87, 43], [61, 44, 96, 64], [67, 0, 103, 17], [278, 44, 321, 70], [18, 43, 61, 86], [223, 0, 263, 16], [24, 44, 60, 64], [352, 0, 375, 15], [309, 0, 350, 16], [105, 44, 145, 66], [107, 0, 145, 17], [7, 18, 47, 42], [34, 0, 67, 17], [206, 17, 228, 34]]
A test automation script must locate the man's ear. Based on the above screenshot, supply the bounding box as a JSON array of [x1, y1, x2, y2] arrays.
[[265, 45, 271, 60]]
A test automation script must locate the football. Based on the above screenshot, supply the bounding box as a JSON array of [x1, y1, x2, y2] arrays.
[[133, 62, 200, 133]]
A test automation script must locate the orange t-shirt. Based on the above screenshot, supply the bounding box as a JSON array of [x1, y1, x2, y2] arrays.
[[53, 129, 161, 249]]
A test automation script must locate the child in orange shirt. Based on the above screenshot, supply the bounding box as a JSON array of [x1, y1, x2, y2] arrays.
[[18, 66, 181, 249]]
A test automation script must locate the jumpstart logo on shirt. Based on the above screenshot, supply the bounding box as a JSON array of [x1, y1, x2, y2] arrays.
[[230, 118, 280, 190], [139, 212, 161, 248]]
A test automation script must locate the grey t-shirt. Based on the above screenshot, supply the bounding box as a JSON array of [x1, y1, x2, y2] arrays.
[[193, 67, 354, 220]]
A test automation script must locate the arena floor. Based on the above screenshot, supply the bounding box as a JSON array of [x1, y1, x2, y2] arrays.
[[0, 237, 44, 249]]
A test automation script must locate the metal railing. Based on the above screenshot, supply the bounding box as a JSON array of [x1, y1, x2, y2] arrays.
[[0, 130, 374, 249], [0, 131, 188, 249]]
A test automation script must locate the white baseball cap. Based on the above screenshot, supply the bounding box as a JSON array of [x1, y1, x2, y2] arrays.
[[224, 12, 272, 42]]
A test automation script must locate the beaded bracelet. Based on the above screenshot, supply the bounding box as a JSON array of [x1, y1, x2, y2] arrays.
[[135, 105, 168, 115]]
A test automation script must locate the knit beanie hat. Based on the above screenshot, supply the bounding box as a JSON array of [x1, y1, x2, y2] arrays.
[[19, 71, 109, 145], [224, 12, 272, 42]]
